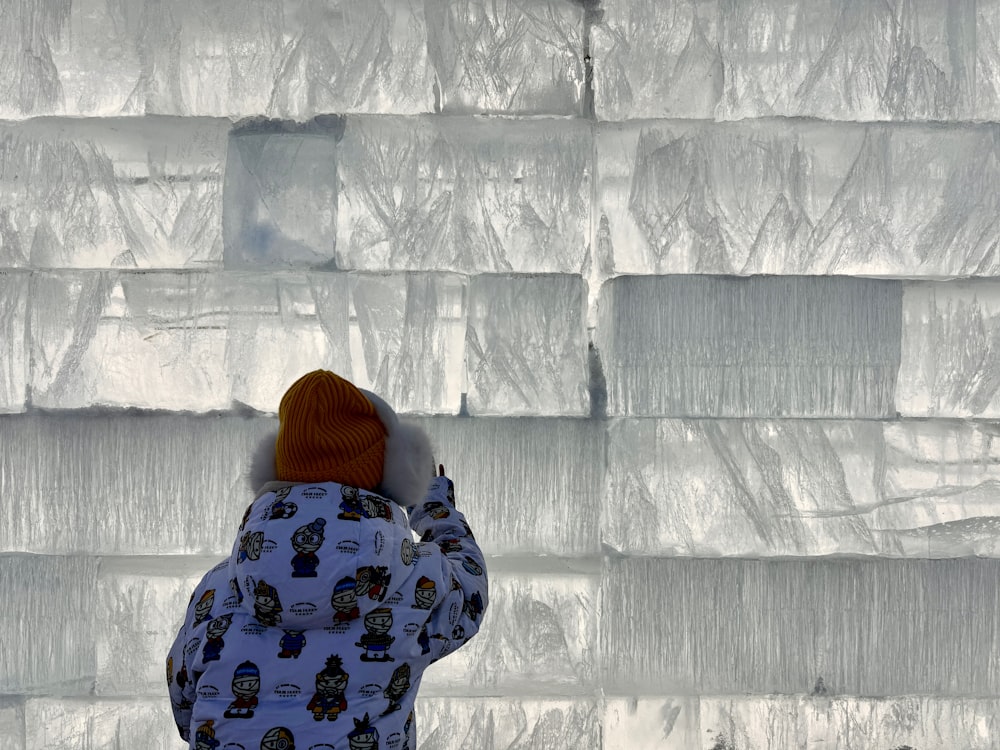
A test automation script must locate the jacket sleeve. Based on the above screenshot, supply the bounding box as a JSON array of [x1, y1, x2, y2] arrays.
[[407, 474, 488, 663], [166, 581, 204, 742]]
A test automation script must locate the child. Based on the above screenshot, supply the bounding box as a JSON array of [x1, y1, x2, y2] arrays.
[[166, 370, 488, 749]]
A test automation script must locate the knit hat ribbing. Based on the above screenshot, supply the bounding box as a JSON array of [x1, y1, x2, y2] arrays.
[[275, 371, 387, 488]]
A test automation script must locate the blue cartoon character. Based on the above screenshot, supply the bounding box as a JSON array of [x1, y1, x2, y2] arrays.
[[422, 501, 450, 520], [290, 518, 326, 577], [347, 713, 379, 750], [357, 608, 395, 662], [202, 614, 233, 662], [417, 624, 430, 655], [382, 663, 411, 715], [307, 655, 349, 722], [269, 487, 298, 520], [229, 577, 243, 606], [332, 576, 360, 622], [360, 493, 393, 522], [194, 719, 220, 749], [223, 661, 260, 719], [193, 589, 215, 626], [437, 538, 463, 554], [412, 576, 436, 610], [260, 727, 295, 750], [252, 579, 283, 626], [355, 565, 391, 602], [338, 485, 363, 521], [238, 531, 264, 563], [278, 630, 305, 659], [461, 556, 484, 577]]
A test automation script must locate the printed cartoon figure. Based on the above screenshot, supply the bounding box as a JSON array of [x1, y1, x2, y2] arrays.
[[338, 486, 363, 521], [355, 565, 391, 602], [166, 656, 174, 686], [202, 614, 233, 662], [360, 493, 393, 522], [412, 576, 436, 609], [193, 590, 215, 626], [461, 556, 484, 576], [438, 538, 463, 554], [402, 711, 414, 750], [278, 630, 305, 659], [290, 518, 326, 577], [229, 577, 244, 606], [252, 579, 283, 626], [260, 727, 295, 750], [238, 503, 254, 531], [400, 538, 415, 566], [348, 713, 379, 750], [306, 655, 349, 722], [413, 623, 429, 655], [332, 576, 360, 622], [223, 661, 260, 719], [260, 726, 295, 750], [238, 531, 264, 563], [357, 608, 395, 662], [269, 487, 297, 520], [422, 501, 450, 520], [463, 591, 484, 624], [194, 719, 220, 750], [382, 663, 411, 714], [176, 662, 190, 690]]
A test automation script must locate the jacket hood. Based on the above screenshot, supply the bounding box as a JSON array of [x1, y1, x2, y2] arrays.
[[227, 481, 415, 631], [247, 389, 434, 509]]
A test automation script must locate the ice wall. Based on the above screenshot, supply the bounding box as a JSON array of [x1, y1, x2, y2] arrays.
[[3, 1, 1000, 748]]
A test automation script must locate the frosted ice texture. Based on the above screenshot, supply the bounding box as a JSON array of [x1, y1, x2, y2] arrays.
[[0, 118, 227, 269], [606, 419, 1000, 558], [466, 274, 589, 415], [426, 0, 585, 115], [336, 116, 591, 273], [1, 555, 98, 693], [598, 120, 1000, 277], [24, 699, 180, 750], [601, 558, 1000, 695], [223, 119, 343, 269], [596, 275, 902, 417], [898, 281, 1000, 417], [604, 696, 1000, 750], [594, 0, 1000, 122], [0, 698, 24, 750], [0, 273, 28, 412]]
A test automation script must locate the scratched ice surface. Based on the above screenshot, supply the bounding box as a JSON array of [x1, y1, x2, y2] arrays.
[[0, 698, 23, 750], [0, 555, 99, 693], [348, 273, 466, 414], [336, 116, 591, 273], [898, 281, 1000, 417], [426, 0, 585, 115], [604, 696, 1000, 750], [0, 273, 28, 412], [606, 418, 1000, 558], [595, 275, 902, 417], [27, 272, 356, 412], [597, 119, 1000, 277], [715, 0, 1000, 122], [223, 117, 345, 269], [24, 699, 179, 750], [601, 558, 1000, 696], [417, 417, 604, 556], [0, 118, 227, 269], [592, 0, 723, 121], [465, 274, 589, 416]]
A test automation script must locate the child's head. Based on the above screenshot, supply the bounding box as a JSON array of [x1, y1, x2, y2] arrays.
[[275, 370, 387, 489], [254, 370, 435, 509]]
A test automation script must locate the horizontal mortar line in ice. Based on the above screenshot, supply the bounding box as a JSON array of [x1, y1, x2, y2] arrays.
[[123, 174, 221, 185]]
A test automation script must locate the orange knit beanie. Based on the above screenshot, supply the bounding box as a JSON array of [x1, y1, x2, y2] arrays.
[[275, 370, 387, 488]]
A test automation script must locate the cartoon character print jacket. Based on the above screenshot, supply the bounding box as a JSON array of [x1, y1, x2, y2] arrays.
[[167, 475, 487, 750]]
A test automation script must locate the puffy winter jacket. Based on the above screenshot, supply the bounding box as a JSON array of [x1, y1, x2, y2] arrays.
[[166, 474, 487, 750]]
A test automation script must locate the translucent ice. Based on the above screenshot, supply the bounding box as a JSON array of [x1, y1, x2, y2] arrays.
[[598, 120, 1000, 277], [223, 118, 343, 269], [0, 554, 98, 693], [24, 698, 179, 750], [0, 273, 28, 412], [595, 275, 902, 417], [466, 274, 589, 416], [601, 558, 1000, 695], [336, 116, 592, 273], [426, 0, 586, 115], [0, 118, 227, 269], [898, 281, 1000, 417]]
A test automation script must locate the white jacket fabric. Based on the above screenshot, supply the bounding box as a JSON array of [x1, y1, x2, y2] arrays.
[[166, 475, 487, 750]]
